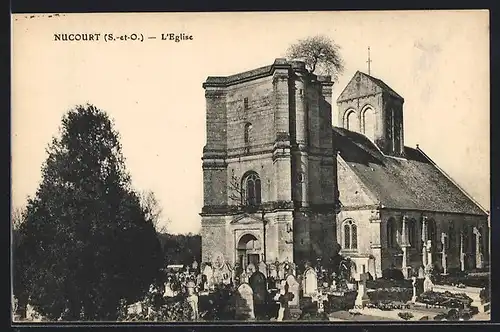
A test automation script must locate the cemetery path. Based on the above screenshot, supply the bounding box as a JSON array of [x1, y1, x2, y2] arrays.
[[328, 310, 399, 321], [470, 312, 490, 321]]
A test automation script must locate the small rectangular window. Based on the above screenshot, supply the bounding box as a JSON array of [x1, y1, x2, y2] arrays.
[[244, 97, 249, 110]]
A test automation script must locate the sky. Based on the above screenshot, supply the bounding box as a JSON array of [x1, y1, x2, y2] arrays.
[[11, 11, 490, 234]]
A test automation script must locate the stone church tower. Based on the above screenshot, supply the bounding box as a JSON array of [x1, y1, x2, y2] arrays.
[[200, 59, 338, 269], [336, 71, 405, 157]]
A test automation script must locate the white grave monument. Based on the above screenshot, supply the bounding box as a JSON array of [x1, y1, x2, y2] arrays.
[[355, 272, 369, 307], [303, 268, 318, 298]]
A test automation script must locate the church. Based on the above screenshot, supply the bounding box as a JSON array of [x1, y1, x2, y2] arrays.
[[200, 58, 489, 279]]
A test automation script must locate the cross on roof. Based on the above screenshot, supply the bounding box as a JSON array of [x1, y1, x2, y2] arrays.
[[367, 47, 372, 75]]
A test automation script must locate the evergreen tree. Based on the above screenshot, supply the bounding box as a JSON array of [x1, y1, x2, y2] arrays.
[[13, 104, 163, 320]]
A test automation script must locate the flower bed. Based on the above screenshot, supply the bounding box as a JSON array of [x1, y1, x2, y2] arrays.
[[368, 288, 412, 303], [416, 291, 473, 309], [298, 311, 329, 321], [366, 300, 409, 311]]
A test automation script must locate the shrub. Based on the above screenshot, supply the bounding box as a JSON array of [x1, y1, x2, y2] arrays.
[[366, 278, 412, 289], [382, 269, 405, 280], [480, 287, 491, 303], [326, 292, 356, 313], [433, 308, 472, 321], [199, 286, 237, 321], [398, 312, 414, 320]]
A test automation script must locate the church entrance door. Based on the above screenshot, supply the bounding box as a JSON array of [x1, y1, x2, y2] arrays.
[[237, 234, 261, 270]]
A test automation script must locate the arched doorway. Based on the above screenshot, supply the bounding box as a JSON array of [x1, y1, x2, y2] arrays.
[[237, 234, 261, 270]]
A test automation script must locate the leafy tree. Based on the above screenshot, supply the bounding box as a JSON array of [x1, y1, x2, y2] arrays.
[[285, 35, 344, 81], [158, 233, 201, 266], [13, 104, 163, 321]]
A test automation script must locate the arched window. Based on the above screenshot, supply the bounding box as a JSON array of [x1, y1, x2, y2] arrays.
[[343, 219, 357, 250], [408, 218, 417, 248], [387, 218, 397, 248], [242, 172, 261, 206], [448, 222, 456, 251], [427, 219, 437, 244], [362, 106, 376, 141], [244, 123, 252, 145], [344, 110, 359, 132]]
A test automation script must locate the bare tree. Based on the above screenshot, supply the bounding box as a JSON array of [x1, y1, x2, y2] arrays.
[[11, 206, 25, 231], [285, 35, 345, 81], [139, 190, 169, 234], [228, 169, 243, 205]]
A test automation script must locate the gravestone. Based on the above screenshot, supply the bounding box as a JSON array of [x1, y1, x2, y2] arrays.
[[426, 240, 433, 266], [240, 271, 249, 284], [274, 280, 293, 321], [221, 262, 232, 285], [233, 263, 243, 282], [441, 233, 448, 275], [303, 267, 318, 297], [277, 263, 285, 280], [268, 263, 277, 279], [249, 271, 268, 319], [423, 275, 434, 293], [258, 261, 268, 277], [236, 283, 255, 320], [186, 281, 199, 320], [284, 260, 296, 277], [247, 263, 256, 275], [411, 277, 417, 303], [202, 264, 214, 288], [286, 274, 300, 307], [164, 278, 175, 298], [418, 266, 425, 279], [355, 272, 369, 307]]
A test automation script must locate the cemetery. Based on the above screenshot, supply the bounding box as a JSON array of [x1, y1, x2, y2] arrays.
[[13, 253, 491, 322], [118, 255, 490, 322]]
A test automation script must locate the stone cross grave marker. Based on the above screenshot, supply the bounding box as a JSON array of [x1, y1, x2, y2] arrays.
[[473, 227, 483, 269], [311, 290, 328, 313], [236, 283, 255, 320], [355, 272, 369, 307], [285, 274, 300, 307], [303, 267, 318, 298]]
